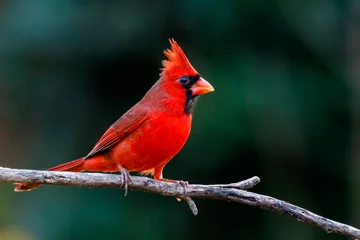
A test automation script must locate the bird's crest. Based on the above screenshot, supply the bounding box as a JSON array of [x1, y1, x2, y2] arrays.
[[161, 39, 198, 78]]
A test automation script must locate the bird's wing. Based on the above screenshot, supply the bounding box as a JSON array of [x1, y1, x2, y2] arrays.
[[85, 107, 148, 159]]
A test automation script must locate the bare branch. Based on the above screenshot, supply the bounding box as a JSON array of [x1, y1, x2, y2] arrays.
[[0, 167, 359, 239]]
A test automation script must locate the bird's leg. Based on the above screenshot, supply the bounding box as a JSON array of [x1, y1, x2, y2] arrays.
[[153, 167, 188, 200], [119, 165, 133, 196]]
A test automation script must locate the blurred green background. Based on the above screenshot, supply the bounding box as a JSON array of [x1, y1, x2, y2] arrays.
[[0, 0, 359, 239]]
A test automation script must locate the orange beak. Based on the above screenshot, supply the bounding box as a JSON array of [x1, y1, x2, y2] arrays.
[[191, 77, 215, 95]]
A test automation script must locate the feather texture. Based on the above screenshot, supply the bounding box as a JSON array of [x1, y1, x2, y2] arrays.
[[14, 39, 214, 192], [161, 39, 198, 78]]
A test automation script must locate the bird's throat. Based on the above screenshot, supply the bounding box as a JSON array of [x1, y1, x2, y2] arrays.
[[185, 90, 197, 114]]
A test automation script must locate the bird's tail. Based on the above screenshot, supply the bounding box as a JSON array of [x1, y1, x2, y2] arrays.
[[14, 158, 86, 192]]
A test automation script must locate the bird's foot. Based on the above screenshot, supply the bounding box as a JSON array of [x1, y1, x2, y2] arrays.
[[175, 180, 189, 202], [158, 178, 188, 201], [120, 166, 133, 196], [176, 180, 188, 194]]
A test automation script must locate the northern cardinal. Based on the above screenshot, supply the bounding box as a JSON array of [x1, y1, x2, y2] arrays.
[[15, 39, 214, 194]]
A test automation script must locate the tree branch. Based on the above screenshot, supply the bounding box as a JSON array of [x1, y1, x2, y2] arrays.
[[1, 167, 359, 239]]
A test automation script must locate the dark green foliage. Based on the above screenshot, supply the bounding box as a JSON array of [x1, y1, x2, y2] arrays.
[[0, 1, 354, 239]]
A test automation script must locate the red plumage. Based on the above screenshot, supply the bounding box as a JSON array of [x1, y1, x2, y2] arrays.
[[15, 39, 214, 192]]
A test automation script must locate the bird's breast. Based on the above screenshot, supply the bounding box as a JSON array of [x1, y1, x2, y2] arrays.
[[109, 112, 192, 172]]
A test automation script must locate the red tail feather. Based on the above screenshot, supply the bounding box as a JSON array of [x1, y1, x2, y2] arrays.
[[14, 158, 85, 192]]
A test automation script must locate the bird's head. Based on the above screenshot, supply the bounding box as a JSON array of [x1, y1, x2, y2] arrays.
[[159, 39, 214, 114]]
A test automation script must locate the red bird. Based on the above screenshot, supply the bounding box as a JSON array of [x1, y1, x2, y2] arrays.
[[15, 39, 214, 194]]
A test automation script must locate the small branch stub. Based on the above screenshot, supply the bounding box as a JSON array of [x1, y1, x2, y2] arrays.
[[0, 167, 359, 239]]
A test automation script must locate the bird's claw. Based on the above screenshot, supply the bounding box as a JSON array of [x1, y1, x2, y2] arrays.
[[176, 180, 188, 189], [120, 166, 133, 196], [175, 180, 189, 202]]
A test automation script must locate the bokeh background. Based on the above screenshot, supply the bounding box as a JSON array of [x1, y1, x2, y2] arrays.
[[0, 0, 359, 239]]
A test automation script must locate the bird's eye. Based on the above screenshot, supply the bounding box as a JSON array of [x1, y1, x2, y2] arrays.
[[179, 76, 189, 85]]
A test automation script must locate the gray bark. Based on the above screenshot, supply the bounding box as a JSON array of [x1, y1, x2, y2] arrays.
[[0, 167, 359, 239]]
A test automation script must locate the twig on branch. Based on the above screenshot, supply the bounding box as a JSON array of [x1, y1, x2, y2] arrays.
[[0, 167, 359, 239]]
